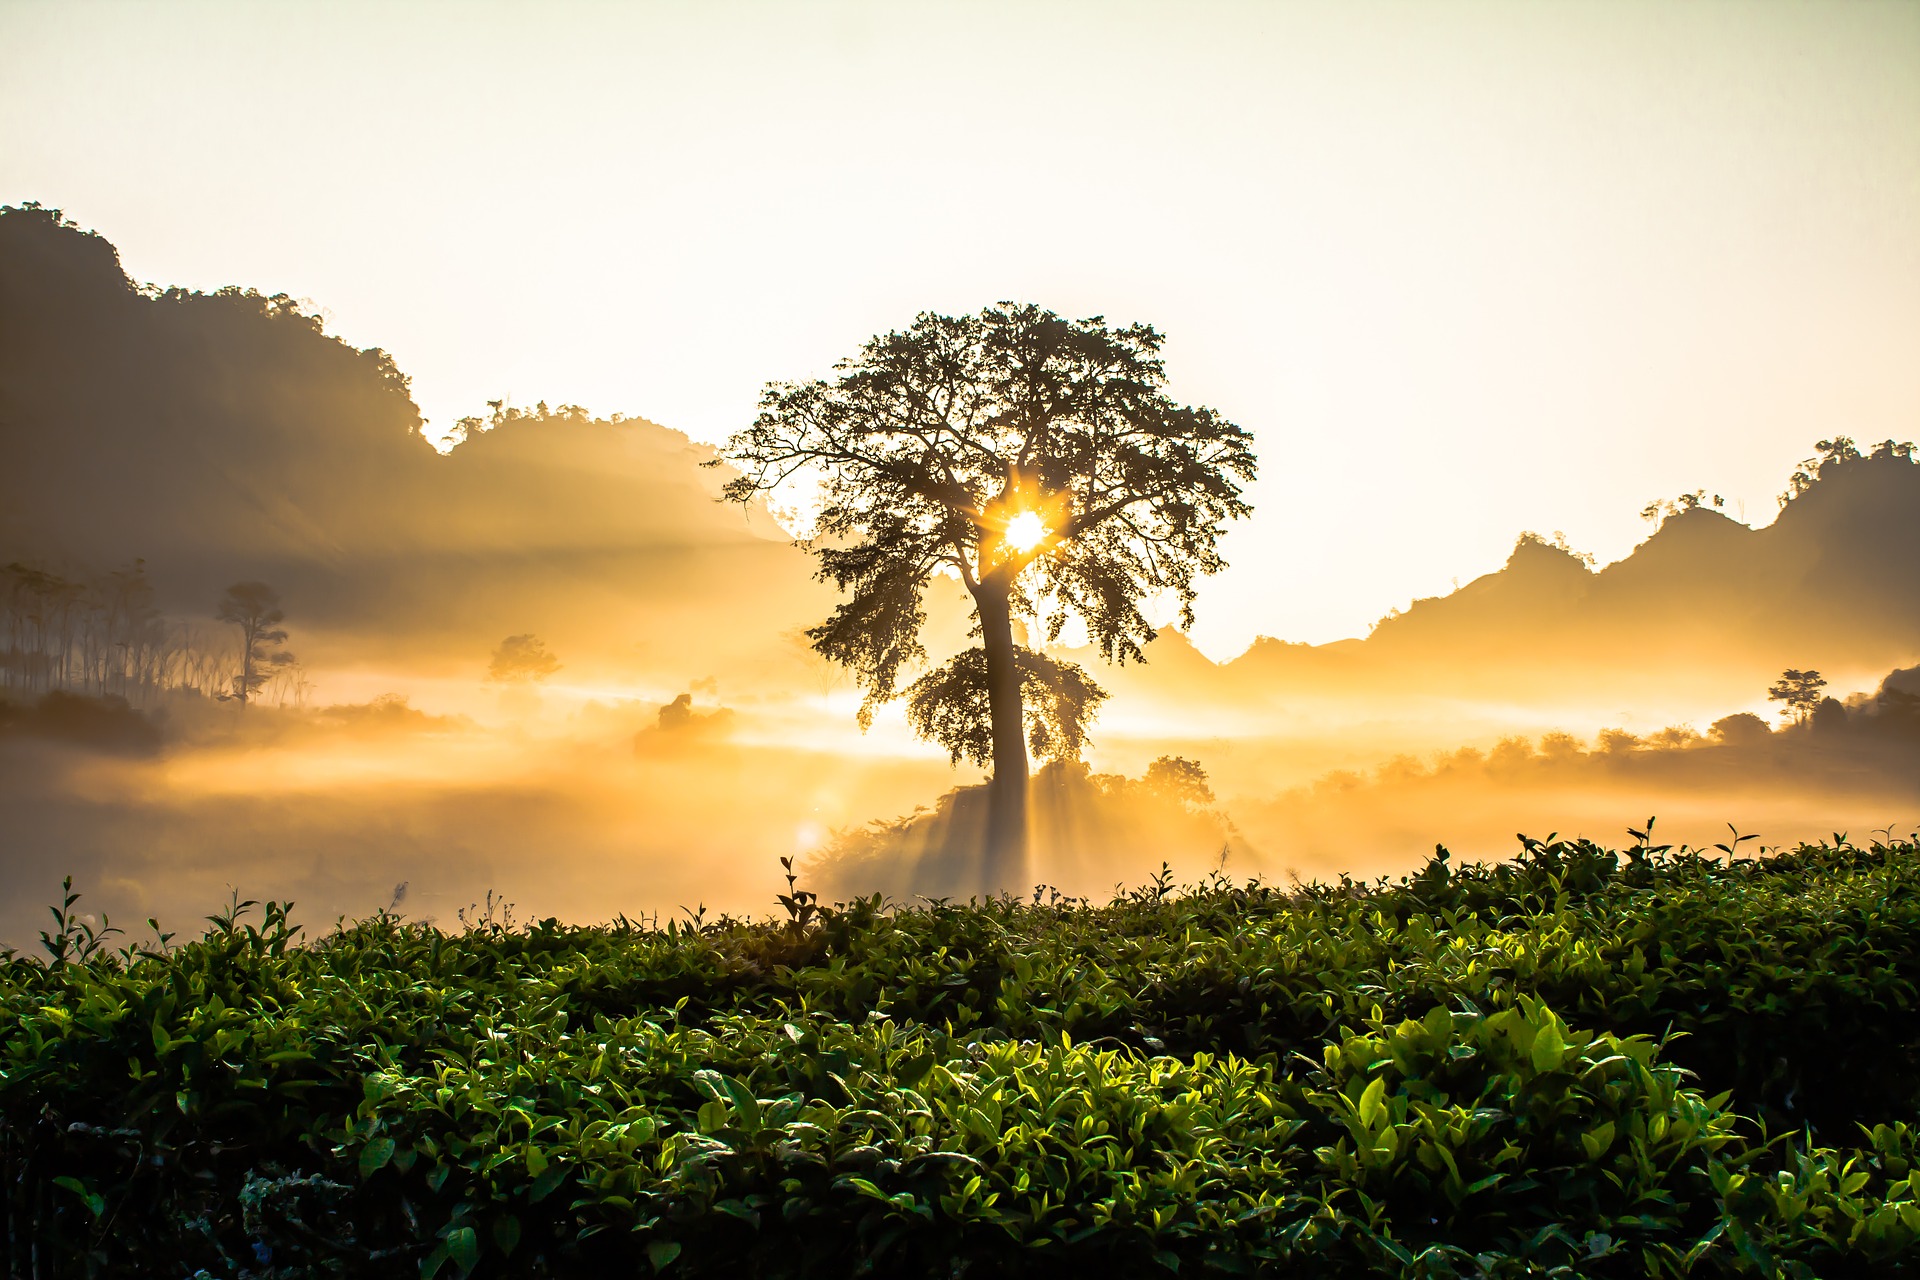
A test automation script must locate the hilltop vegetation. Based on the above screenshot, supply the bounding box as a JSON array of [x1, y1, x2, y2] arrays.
[[7, 201, 1920, 711], [6, 834, 1920, 1278], [0, 203, 817, 683]]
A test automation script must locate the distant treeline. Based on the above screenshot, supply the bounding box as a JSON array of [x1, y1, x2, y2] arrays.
[[0, 557, 303, 708]]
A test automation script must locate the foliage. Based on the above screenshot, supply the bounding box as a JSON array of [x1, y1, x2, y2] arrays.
[[1639, 491, 1725, 523], [1142, 756, 1215, 809], [1, 556, 315, 710], [7, 834, 1920, 1277], [0, 558, 220, 704], [216, 581, 295, 708], [1508, 531, 1594, 566], [1766, 670, 1827, 723], [904, 646, 1108, 765], [1780, 435, 1915, 505], [487, 636, 562, 685], [717, 303, 1257, 705], [716, 303, 1258, 882]]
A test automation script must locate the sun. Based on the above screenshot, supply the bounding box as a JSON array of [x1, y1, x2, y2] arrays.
[[1003, 511, 1048, 553]]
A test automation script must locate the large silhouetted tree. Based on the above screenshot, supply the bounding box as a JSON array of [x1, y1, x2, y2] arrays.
[[216, 581, 292, 708], [719, 303, 1257, 891]]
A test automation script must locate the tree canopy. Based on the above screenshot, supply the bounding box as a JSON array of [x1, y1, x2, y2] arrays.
[[487, 634, 561, 685], [1768, 669, 1827, 723], [719, 303, 1256, 889]]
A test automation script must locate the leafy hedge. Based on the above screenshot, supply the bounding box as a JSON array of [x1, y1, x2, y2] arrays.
[[5, 833, 1920, 1277]]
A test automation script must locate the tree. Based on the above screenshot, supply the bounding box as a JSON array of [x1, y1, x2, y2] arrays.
[[1143, 755, 1216, 809], [718, 303, 1257, 891], [215, 581, 292, 708], [1782, 437, 1864, 504], [487, 634, 561, 684], [1710, 712, 1772, 747], [1768, 668, 1827, 724], [1639, 490, 1724, 522]]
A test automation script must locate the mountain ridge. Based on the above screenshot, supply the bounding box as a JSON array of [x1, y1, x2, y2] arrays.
[[5, 203, 1914, 707]]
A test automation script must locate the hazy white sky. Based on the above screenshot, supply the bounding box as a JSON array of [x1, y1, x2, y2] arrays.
[[4, 0, 1916, 656]]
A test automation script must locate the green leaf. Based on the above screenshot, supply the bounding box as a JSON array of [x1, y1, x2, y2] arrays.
[[1357, 1076, 1387, 1130], [720, 1075, 761, 1128], [53, 1175, 105, 1219], [1684, 1219, 1728, 1266], [445, 1225, 479, 1276], [1581, 1122, 1616, 1160], [492, 1214, 521, 1256], [1530, 1021, 1566, 1073], [360, 1136, 396, 1178], [647, 1240, 683, 1271], [697, 1098, 731, 1134]]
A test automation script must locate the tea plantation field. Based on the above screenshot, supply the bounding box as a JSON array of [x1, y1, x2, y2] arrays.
[[5, 833, 1919, 1278]]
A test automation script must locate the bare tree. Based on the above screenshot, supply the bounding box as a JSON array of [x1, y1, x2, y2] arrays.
[[2, 559, 179, 704]]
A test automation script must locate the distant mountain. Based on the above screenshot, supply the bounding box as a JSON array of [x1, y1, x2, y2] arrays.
[[0, 205, 821, 681], [1069, 446, 1920, 720], [5, 203, 1912, 713], [1368, 451, 1920, 667]]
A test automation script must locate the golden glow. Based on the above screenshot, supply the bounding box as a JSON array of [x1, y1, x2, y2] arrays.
[[3, 4, 1913, 654], [1004, 511, 1048, 554]]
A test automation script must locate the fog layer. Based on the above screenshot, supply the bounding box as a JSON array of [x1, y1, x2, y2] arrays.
[[4, 206, 1916, 946]]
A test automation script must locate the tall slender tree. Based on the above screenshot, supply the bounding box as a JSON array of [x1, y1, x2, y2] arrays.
[[216, 581, 292, 708], [719, 303, 1256, 891]]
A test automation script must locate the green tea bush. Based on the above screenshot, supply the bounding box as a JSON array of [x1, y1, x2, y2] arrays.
[[5, 835, 1919, 1277]]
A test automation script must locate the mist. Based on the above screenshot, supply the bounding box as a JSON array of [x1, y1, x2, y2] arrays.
[[4, 204, 1919, 949]]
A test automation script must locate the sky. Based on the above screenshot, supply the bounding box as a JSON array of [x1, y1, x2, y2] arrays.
[[3, 0, 1917, 657]]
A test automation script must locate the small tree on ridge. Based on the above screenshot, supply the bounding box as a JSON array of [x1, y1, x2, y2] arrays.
[[1768, 669, 1827, 724]]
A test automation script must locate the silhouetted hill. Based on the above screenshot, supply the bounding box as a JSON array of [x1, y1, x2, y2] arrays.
[[0, 206, 432, 574], [1412, 454, 1914, 662], [0, 205, 820, 681], [6, 204, 1913, 715], [1066, 445, 1919, 722]]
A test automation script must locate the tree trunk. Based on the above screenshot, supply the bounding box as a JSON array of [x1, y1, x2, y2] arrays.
[[238, 621, 254, 707], [976, 583, 1029, 896]]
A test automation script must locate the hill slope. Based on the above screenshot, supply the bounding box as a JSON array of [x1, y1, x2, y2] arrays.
[[0, 205, 821, 682]]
